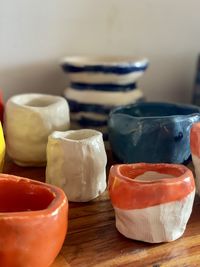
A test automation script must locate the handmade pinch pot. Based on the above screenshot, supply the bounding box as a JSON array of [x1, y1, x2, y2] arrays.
[[108, 102, 200, 163], [190, 122, 200, 194], [46, 129, 107, 202], [109, 163, 195, 243], [61, 56, 149, 140], [0, 174, 68, 267], [4, 93, 70, 166]]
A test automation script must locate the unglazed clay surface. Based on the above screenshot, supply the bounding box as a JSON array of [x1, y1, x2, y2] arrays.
[[4, 94, 70, 166], [114, 190, 195, 243], [46, 129, 107, 202]]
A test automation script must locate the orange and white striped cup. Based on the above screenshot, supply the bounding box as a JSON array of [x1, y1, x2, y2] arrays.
[[109, 163, 195, 243]]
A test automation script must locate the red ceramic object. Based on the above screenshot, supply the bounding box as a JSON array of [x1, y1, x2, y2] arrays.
[[0, 174, 68, 267], [191, 122, 200, 194], [191, 122, 200, 158]]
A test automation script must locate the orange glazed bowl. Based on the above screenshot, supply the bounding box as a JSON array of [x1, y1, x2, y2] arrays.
[[0, 174, 68, 267]]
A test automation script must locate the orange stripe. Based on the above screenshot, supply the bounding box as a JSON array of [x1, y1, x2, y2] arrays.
[[109, 163, 195, 210], [190, 122, 200, 158]]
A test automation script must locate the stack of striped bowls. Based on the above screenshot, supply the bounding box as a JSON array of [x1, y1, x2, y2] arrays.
[[61, 56, 149, 142]]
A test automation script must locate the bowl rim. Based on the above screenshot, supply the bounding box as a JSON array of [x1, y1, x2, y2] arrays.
[[0, 174, 68, 218], [60, 56, 149, 67], [109, 101, 200, 119]]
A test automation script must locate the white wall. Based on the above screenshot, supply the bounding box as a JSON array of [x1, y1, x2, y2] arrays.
[[0, 0, 200, 103]]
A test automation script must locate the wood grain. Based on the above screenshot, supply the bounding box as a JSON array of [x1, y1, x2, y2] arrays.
[[3, 158, 200, 267]]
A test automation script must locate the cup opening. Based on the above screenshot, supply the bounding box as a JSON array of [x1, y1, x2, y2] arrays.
[[25, 98, 56, 107], [119, 164, 185, 183], [64, 129, 100, 141], [0, 179, 55, 212], [11, 94, 59, 108]]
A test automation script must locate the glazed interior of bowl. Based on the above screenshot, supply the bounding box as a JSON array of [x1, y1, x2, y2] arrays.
[[111, 102, 200, 118], [0, 178, 55, 212], [61, 56, 148, 66]]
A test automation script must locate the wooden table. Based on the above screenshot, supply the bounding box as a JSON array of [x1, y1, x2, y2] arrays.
[[3, 158, 200, 267]]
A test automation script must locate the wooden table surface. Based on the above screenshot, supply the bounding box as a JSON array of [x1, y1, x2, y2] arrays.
[[3, 157, 200, 267]]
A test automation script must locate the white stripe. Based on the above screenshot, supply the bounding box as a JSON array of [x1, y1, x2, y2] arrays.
[[71, 112, 107, 121], [114, 190, 195, 243], [64, 88, 143, 106], [66, 71, 144, 85]]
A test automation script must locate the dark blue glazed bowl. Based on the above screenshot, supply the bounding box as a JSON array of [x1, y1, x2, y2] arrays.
[[108, 102, 200, 163]]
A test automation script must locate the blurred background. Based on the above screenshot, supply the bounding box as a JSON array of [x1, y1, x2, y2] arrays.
[[0, 0, 199, 102]]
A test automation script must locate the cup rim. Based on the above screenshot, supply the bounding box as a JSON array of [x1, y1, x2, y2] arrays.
[[50, 129, 103, 143], [0, 174, 68, 218], [109, 163, 195, 209], [110, 163, 192, 185], [8, 93, 66, 110]]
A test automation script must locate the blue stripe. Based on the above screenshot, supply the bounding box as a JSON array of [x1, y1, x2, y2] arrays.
[[66, 99, 112, 115], [61, 63, 148, 75], [66, 97, 145, 115], [71, 82, 137, 92], [72, 117, 107, 127]]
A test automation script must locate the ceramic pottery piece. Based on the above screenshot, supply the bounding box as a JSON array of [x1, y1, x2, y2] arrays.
[[61, 56, 149, 140], [0, 122, 5, 172], [0, 90, 4, 122], [109, 163, 195, 243], [0, 174, 68, 267], [108, 102, 200, 163], [190, 122, 200, 194], [46, 129, 107, 202], [4, 93, 70, 166]]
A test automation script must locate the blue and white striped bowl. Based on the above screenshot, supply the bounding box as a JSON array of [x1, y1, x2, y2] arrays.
[[61, 56, 149, 140]]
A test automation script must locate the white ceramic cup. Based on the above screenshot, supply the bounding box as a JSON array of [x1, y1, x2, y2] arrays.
[[4, 93, 70, 166], [46, 129, 107, 202]]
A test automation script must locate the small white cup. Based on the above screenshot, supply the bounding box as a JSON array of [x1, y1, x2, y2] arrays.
[[4, 93, 70, 166], [46, 129, 107, 202]]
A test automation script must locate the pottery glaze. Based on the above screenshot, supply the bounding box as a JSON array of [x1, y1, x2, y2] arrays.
[[0, 174, 68, 267], [4, 93, 70, 166], [108, 102, 200, 163], [109, 163, 195, 243], [0, 90, 4, 122], [46, 129, 107, 202], [61, 56, 148, 140], [0, 122, 5, 171], [190, 122, 200, 194]]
